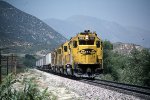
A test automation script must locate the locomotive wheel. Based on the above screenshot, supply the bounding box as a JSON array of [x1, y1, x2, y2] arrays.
[[66, 67, 74, 76], [54, 67, 56, 73], [56, 67, 60, 73], [64, 68, 67, 75], [71, 69, 74, 76], [60, 67, 64, 74], [51, 66, 54, 72]]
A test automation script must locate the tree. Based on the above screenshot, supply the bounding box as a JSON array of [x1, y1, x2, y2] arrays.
[[102, 41, 150, 87], [103, 40, 113, 74], [138, 49, 150, 86], [120, 48, 150, 86], [103, 40, 113, 50], [103, 40, 119, 81], [23, 54, 36, 67]]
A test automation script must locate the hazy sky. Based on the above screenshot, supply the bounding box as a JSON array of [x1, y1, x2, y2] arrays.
[[4, 0, 150, 30]]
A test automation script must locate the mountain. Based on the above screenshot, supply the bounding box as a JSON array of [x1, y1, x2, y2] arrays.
[[44, 15, 150, 48], [0, 1, 66, 55], [44, 18, 83, 38], [125, 26, 150, 48]]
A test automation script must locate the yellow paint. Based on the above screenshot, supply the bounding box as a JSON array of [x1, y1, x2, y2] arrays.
[[53, 31, 103, 70]]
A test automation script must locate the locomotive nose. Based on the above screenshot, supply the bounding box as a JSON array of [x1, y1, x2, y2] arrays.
[[80, 49, 96, 55], [78, 48, 97, 64]]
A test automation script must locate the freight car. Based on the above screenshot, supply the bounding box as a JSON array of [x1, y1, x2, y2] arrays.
[[36, 30, 103, 77]]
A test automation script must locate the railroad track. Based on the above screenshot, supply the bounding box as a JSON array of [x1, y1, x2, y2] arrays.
[[38, 69, 150, 99], [80, 79, 150, 99]]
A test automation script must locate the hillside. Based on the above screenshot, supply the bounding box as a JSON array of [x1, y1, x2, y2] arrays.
[[44, 15, 150, 48], [113, 42, 143, 54], [0, 1, 66, 55], [44, 18, 83, 38]]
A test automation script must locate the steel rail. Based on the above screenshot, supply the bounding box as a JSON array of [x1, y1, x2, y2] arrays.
[[80, 79, 150, 99], [37, 68, 150, 99]]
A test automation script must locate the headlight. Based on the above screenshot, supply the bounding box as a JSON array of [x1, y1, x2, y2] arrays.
[[85, 35, 89, 40]]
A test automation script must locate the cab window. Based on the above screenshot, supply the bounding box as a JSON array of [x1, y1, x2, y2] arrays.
[[64, 46, 67, 52], [79, 40, 94, 45], [96, 41, 100, 48], [73, 41, 77, 48], [58, 49, 61, 54], [101, 41, 103, 50]]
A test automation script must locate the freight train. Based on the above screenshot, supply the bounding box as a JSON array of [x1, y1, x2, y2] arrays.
[[36, 30, 103, 77]]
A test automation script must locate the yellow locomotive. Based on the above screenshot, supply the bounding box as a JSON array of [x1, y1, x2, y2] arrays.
[[36, 30, 103, 77]]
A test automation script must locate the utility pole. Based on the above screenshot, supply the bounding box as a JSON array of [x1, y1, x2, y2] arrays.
[[0, 47, 9, 83], [11, 54, 13, 73], [0, 49, 1, 83], [14, 55, 16, 75], [7, 56, 9, 75]]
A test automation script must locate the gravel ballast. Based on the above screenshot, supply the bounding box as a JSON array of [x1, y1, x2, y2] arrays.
[[18, 69, 143, 100]]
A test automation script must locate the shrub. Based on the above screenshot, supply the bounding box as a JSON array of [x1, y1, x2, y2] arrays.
[[0, 74, 56, 100], [102, 42, 150, 87]]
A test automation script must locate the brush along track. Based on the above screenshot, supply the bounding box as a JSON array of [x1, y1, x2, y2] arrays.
[[38, 69, 150, 99]]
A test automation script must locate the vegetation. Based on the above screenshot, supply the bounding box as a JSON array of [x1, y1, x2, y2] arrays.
[[23, 54, 36, 68], [102, 40, 150, 87], [0, 74, 56, 100]]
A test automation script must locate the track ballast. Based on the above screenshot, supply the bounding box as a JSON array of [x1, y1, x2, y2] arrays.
[[39, 69, 150, 99]]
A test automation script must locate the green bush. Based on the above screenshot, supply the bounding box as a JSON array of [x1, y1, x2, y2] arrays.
[[0, 74, 18, 100], [102, 40, 150, 87], [23, 54, 36, 68], [100, 74, 114, 81], [0, 74, 56, 100]]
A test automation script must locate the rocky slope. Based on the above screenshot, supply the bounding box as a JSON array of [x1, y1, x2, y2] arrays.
[[0, 1, 66, 55], [113, 42, 144, 54]]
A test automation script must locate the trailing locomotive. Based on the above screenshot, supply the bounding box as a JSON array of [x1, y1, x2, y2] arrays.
[[36, 30, 103, 77]]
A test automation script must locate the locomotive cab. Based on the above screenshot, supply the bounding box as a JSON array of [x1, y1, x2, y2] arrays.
[[69, 30, 103, 77]]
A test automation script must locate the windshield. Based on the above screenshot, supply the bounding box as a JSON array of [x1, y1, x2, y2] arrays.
[[79, 40, 94, 45]]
